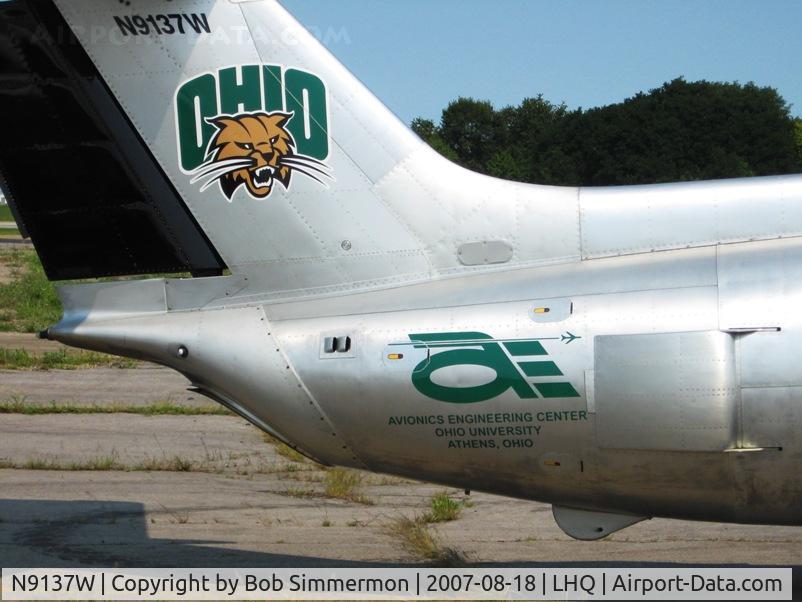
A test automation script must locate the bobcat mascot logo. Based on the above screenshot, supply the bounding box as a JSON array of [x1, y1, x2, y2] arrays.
[[189, 111, 332, 201]]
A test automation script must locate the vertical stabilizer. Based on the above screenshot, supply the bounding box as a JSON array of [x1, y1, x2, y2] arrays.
[[14, 0, 580, 295]]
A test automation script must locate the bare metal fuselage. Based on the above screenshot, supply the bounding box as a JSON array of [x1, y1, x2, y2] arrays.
[[49, 210, 802, 530], [9, 0, 801, 541]]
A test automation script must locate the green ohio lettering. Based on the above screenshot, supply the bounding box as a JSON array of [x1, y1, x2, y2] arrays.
[[175, 64, 329, 172], [408, 332, 581, 404]]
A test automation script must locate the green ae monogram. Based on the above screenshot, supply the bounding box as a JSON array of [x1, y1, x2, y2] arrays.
[[408, 332, 580, 404]]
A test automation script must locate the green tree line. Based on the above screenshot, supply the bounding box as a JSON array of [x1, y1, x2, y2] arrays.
[[412, 78, 802, 186]]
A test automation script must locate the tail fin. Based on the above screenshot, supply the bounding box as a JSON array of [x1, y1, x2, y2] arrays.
[[5, 0, 579, 295]]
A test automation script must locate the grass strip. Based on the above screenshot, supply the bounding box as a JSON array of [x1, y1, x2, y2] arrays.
[[0, 249, 62, 333], [0, 454, 300, 475], [1, 455, 205, 472], [0, 400, 232, 416], [0, 347, 137, 370]]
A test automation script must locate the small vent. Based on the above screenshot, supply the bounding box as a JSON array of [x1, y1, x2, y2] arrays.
[[322, 335, 353, 356], [336, 336, 352, 353]]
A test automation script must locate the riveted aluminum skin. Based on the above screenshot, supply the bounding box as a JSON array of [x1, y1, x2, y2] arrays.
[[34, 0, 802, 537], [48, 239, 802, 526]]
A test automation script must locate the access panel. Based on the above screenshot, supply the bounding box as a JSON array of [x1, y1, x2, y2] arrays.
[[595, 331, 738, 451]]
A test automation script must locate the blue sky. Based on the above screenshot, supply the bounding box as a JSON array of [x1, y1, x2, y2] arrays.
[[281, 0, 802, 124]]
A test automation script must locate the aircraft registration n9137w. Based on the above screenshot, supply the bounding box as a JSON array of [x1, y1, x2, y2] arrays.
[[1, 0, 801, 541]]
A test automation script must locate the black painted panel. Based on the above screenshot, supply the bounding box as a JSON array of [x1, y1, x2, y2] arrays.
[[0, 0, 226, 280]]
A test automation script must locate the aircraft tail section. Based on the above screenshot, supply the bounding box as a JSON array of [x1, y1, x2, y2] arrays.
[[3, 0, 581, 295]]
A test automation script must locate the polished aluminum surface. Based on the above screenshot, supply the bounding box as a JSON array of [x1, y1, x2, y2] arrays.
[[35, 0, 802, 539], [595, 331, 738, 452]]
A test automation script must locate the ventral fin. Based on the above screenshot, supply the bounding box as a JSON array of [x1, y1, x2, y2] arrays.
[[553, 505, 649, 540]]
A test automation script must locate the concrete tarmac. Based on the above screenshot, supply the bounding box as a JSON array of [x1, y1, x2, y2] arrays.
[[5, 469, 802, 569], [0, 412, 801, 570], [0, 364, 209, 408], [0, 335, 211, 408], [0, 360, 800, 580]]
